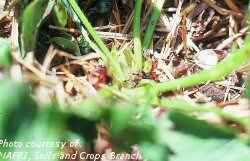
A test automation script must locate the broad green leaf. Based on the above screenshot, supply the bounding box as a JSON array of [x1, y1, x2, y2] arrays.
[[13, 108, 65, 161], [67, 116, 97, 144], [169, 111, 238, 138], [0, 79, 37, 139], [21, 0, 49, 56], [65, 88, 113, 121], [166, 131, 250, 161], [108, 102, 158, 150], [52, 0, 68, 27], [68, 99, 104, 121], [0, 79, 65, 161], [0, 38, 11, 67], [140, 142, 168, 161], [52, 32, 81, 56], [20, 0, 30, 7]]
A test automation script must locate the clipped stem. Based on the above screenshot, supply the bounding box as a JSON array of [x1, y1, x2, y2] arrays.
[[134, 0, 143, 72], [143, 0, 165, 49], [155, 45, 250, 94], [67, 0, 124, 83]]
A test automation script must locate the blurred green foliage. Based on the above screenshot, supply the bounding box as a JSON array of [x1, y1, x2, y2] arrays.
[[1, 78, 250, 161], [21, 0, 49, 56], [1, 0, 250, 161], [0, 38, 11, 67], [168, 112, 238, 138]]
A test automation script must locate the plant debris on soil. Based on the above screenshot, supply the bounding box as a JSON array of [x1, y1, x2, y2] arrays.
[[0, 0, 250, 161]]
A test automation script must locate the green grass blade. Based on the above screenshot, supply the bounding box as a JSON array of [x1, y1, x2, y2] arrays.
[[134, 0, 143, 72], [143, 0, 165, 49]]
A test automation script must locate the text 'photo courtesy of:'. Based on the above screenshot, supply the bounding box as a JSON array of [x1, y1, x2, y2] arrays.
[[0, 0, 250, 161]]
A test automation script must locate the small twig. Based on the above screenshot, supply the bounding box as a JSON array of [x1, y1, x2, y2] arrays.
[[60, 66, 99, 99], [216, 27, 248, 50], [49, 25, 161, 40], [57, 50, 101, 60], [42, 45, 57, 75], [12, 54, 57, 86], [224, 0, 241, 13], [0, 1, 17, 21], [180, 2, 197, 16], [122, 10, 134, 34], [203, 0, 243, 18]]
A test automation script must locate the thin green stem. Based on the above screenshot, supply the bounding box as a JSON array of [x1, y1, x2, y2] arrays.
[[143, 0, 165, 49], [66, 0, 124, 83], [130, 41, 250, 98], [67, 0, 108, 57], [134, 0, 143, 72], [155, 45, 250, 93]]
